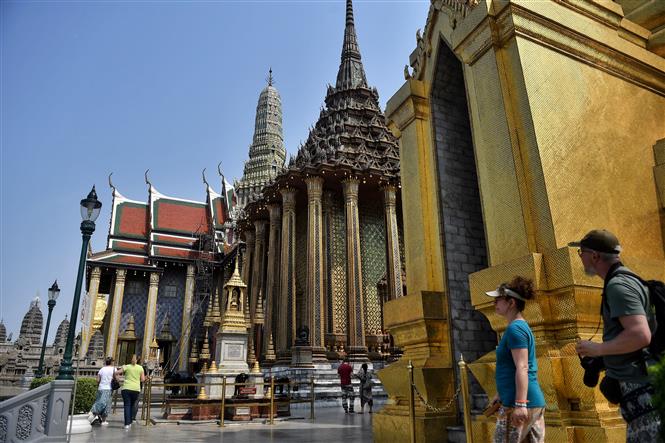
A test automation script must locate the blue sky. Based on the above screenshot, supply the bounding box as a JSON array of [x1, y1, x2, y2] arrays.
[[0, 0, 429, 342]]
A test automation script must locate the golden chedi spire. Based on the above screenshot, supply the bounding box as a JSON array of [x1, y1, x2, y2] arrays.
[[222, 256, 249, 332], [254, 289, 265, 325], [247, 333, 256, 366], [212, 288, 222, 325], [199, 331, 211, 361], [189, 339, 199, 363], [265, 333, 276, 362]]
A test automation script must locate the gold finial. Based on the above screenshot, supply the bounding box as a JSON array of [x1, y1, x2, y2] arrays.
[[247, 334, 256, 366], [251, 361, 261, 374], [203, 295, 213, 327], [254, 290, 265, 325], [212, 288, 222, 325], [200, 333, 211, 361], [265, 333, 276, 362], [209, 359, 218, 373], [197, 385, 208, 400], [189, 339, 199, 363]]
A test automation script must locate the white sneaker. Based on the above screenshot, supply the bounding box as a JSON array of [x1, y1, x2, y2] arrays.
[[100, 421, 109, 426], [87, 412, 96, 424], [124, 425, 130, 430]]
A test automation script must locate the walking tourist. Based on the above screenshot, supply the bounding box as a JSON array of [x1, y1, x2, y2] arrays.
[[338, 357, 354, 413], [486, 276, 546, 442], [355, 363, 373, 414], [116, 354, 145, 429], [88, 356, 116, 426], [572, 230, 661, 442]]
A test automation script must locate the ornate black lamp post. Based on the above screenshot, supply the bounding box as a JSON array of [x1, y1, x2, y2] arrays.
[[57, 186, 101, 380], [36, 280, 60, 378]]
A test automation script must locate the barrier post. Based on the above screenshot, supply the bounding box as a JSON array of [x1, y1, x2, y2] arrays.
[[219, 377, 226, 428], [408, 360, 416, 443], [310, 376, 315, 420], [140, 384, 146, 420], [269, 376, 275, 425], [458, 354, 473, 443], [145, 377, 153, 426]]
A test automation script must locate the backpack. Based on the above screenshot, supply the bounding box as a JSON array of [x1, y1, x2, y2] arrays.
[[611, 270, 665, 360]]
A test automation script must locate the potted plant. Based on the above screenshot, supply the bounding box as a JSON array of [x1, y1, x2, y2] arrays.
[[67, 378, 98, 434]]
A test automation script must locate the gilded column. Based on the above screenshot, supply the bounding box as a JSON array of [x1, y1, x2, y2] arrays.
[[264, 204, 281, 356], [178, 264, 196, 372], [343, 178, 367, 358], [81, 266, 101, 356], [277, 187, 297, 358], [142, 272, 160, 360], [250, 220, 268, 323], [305, 176, 326, 359], [322, 191, 334, 344], [105, 268, 127, 360], [242, 231, 255, 329], [382, 185, 404, 300]]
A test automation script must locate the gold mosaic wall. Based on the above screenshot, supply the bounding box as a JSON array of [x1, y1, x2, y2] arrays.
[[330, 196, 348, 335], [359, 199, 387, 336]]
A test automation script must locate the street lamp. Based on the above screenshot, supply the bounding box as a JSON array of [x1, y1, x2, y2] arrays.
[[57, 186, 102, 380], [36, 280, 60, 378]]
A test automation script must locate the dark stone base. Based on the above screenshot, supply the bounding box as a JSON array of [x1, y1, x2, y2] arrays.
[[291, 346, 313, 367]]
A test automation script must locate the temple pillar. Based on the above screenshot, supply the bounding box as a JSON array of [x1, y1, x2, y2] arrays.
[[142, 272, 160, 360], [178, 264, 196, 372], [382, 185, 404, 300], [105, 268, 127, 361], [277, 187, 297, 360], [342, 178, 367, 360], [264, 204, 281, 358], [250, 220, 267, 360], [250, 220, 268, 323], [322, 191, 335, 351], [242, 231, 255, 329], [305, 176, 326, 361], [81, 266, 101, 356]]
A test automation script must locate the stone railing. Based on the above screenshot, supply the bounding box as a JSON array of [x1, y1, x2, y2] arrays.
[[0, 380, 73, 443]]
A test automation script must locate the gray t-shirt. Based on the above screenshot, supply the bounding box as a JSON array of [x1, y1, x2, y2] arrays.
[[602, 267, 652, 382]]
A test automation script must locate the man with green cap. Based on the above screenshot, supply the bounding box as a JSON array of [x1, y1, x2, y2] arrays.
[[571, 229, 660, 442]]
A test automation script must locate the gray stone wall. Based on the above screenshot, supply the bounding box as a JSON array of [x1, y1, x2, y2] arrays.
[[430, 41, 497, 396]]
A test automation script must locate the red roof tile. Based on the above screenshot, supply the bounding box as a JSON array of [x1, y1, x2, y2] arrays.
[[154, 200, 210, 234]]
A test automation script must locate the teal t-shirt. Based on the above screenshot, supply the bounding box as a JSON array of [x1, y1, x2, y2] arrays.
[[603, 267, 652, 382], [495, 320, 545, 408]]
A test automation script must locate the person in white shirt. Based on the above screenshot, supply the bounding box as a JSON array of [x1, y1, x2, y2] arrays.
[[88, 357, 117, 425]]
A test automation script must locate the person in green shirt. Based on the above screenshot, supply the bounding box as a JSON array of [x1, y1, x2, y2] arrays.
[[116, 354, 145, 429]]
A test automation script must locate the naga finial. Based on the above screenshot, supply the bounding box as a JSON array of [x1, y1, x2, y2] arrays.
[[108, 172, 116, 193], [217, 161, 225, 180], [144, 169, 152, 188], [202, 168, 210, 187]]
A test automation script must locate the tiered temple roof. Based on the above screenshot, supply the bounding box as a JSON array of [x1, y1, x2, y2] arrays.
[[18, 298, 43, 346], [53, 316, 69, 347], [242, 0, 400, 220], [88, 174, 236, 268], [290, 0, 399, 179], [0, 320, 6, 343], [235, 70, 286, 208]]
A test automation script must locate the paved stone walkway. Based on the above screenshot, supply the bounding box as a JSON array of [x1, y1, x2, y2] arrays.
[[69, 406, 377, 442]]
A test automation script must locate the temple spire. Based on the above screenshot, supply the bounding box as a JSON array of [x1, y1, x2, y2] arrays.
[[267, 68, 273, 87], [336, 0, 367, 90]]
